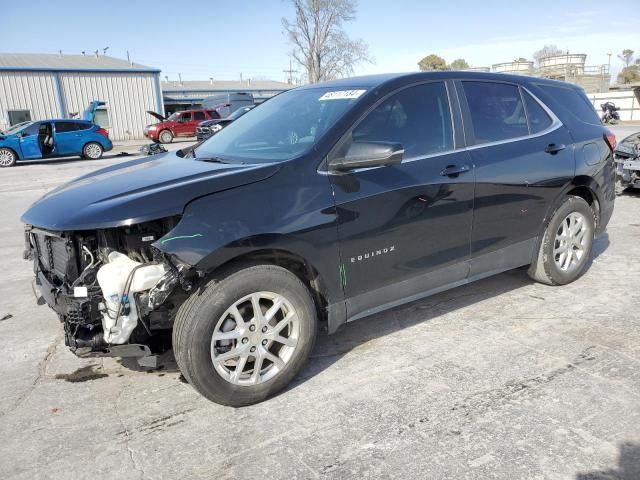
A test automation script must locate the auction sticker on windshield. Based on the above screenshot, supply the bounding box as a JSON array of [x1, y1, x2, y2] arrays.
[[319, 90, 366, 101]]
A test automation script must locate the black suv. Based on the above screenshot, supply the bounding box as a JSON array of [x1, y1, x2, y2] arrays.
[[22, 72, 615, 406]]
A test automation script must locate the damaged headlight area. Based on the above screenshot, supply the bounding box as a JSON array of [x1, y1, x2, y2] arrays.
[[25, 217, 196, 360]]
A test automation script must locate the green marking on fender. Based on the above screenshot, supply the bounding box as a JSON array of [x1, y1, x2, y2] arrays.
[[160, 233, 204, 244], [339, 264, 347, 288]]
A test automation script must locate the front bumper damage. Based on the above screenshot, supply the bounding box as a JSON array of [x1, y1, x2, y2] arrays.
[[25, 223, 193, 362]]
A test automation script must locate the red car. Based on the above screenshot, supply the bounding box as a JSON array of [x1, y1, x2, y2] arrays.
[[144, 109, 220, 144]]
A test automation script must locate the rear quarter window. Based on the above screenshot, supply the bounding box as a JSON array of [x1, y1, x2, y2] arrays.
[[536, 84, 601, 125]]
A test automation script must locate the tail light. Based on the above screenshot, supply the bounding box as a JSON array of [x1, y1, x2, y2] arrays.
[[96, 128, 109, 138], [604, 130, 616, 151]]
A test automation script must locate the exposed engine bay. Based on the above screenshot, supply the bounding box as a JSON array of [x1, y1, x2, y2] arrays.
[[614, 132, 640, 192], [24, 217, 195, 361]]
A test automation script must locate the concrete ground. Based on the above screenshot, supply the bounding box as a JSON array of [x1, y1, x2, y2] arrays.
[[1, 127, 639, 480]]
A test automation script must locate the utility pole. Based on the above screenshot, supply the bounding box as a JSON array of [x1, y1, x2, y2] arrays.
[[607, 52, 612, 73], [283, 58, 298, 84]]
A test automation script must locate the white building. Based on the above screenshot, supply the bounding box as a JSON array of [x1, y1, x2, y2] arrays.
[[0, 53, 163, 140]]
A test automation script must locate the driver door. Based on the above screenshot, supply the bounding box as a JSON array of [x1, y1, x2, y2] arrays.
[[17, 122, 43, 159], [328, 81, 475, 320], [174, 112, 193, 137]]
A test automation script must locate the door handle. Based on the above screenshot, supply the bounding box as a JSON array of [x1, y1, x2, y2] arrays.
[[544, 144, 566, 154], [440, 164, 471, 177]]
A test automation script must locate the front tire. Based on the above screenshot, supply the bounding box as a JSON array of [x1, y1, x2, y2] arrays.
[[82, 142, 103, 160], [159, 129, 173, 144], [173, 264, 317, 406], [528, 196, 595, 285], [0, 148, 17, 167]]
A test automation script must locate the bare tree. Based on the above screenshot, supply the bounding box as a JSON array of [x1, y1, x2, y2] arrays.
[[282, 0, 371, 83], [533, 45, 564, 64]]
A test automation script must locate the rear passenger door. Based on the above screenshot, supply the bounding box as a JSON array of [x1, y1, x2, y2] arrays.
[[54, 121, 81, 155], [329, 81, 475, 320], [457, 80, 575, 275]]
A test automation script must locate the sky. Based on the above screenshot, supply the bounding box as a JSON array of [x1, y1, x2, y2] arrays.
[[1, 0, 639, 83]]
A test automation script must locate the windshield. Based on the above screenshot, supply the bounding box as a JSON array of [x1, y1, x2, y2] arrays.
[[166, 112, 180, 122], [194, 87, 367, 162], [3, 121, 33, 135]]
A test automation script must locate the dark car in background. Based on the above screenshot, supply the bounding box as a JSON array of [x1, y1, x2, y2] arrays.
[[201, 92, 254, 118], [144, 109, 220, 143], [22, 72, 615, 406], [0, 119, 112, 167], [196, 105, 255, 141]]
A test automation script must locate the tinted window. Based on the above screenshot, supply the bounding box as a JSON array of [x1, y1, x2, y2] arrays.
[[463, 82, 528, 144], [523, 91, 552, 133], [207, 110, 220, 119], [193, 111, 206, 121], [179, 113, 192, 123], [75, 122, 92, 131], [537, 84, 600, 125], [353, 82, 453, 158], [55, 121, 78, 133]]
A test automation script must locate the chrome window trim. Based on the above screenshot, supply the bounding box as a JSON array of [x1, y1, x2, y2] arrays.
[[321, 83, 563, 176]]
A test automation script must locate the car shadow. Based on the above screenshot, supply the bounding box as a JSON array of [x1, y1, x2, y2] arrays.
[[292, 267, 536, 389], [575, 442, 640, 480]]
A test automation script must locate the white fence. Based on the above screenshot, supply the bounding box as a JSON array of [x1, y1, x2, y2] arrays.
[[587, 90, 639, 121]]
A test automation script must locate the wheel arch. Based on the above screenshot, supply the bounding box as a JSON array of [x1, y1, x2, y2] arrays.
[[197, 248, 334, 333], [530, 177, 601, 264]]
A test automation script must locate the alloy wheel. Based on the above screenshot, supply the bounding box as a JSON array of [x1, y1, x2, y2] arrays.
[[211, 291, 300, 386], [553, 212, 590, 272], [85, 143, 102, 159], [0, 149, 15, 167]]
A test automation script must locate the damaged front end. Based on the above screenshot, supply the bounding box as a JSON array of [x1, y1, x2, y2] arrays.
[[25, 217, 195, 362]]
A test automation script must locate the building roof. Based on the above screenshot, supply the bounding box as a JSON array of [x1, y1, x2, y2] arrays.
[[0, 53, 159, 72], [161, 80, 291, 93]]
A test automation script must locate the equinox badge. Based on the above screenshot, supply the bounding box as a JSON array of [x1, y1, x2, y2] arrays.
[[351, 246, 396, 263]]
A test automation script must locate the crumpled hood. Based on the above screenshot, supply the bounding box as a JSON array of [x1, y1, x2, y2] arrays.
[[21, 152, 280, 231]]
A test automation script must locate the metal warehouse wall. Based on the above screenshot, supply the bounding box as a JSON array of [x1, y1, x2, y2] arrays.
[[0, 72, 60, 131], [60, 72, 159, 141]]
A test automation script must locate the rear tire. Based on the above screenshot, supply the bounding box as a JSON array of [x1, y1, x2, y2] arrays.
[[159, 129, 173, 144], [82, 142, 103, 160], [528, 196, 595, 285], [0, 148, 16, 167], [173, 264, 317, 406]]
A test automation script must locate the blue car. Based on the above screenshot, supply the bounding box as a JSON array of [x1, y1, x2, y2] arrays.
[[0, 119, 113, 167]]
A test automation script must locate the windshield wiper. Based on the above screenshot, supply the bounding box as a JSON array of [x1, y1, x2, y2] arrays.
[[198, 156, 243, 165]]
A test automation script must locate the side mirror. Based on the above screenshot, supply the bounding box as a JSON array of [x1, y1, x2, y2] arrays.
[[329, 141, 404, 172]]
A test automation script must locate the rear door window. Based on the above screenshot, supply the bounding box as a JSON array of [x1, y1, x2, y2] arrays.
[[207, 110, 221, 119], [462, 81, 528, 144], [522, 91, 552, 134], [193, 111, 206, 122], [55, 121, 78, 133], [352, 81, 453, 158]]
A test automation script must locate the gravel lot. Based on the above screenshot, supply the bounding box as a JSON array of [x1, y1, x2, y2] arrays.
[[1, 128, 639, 480]]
